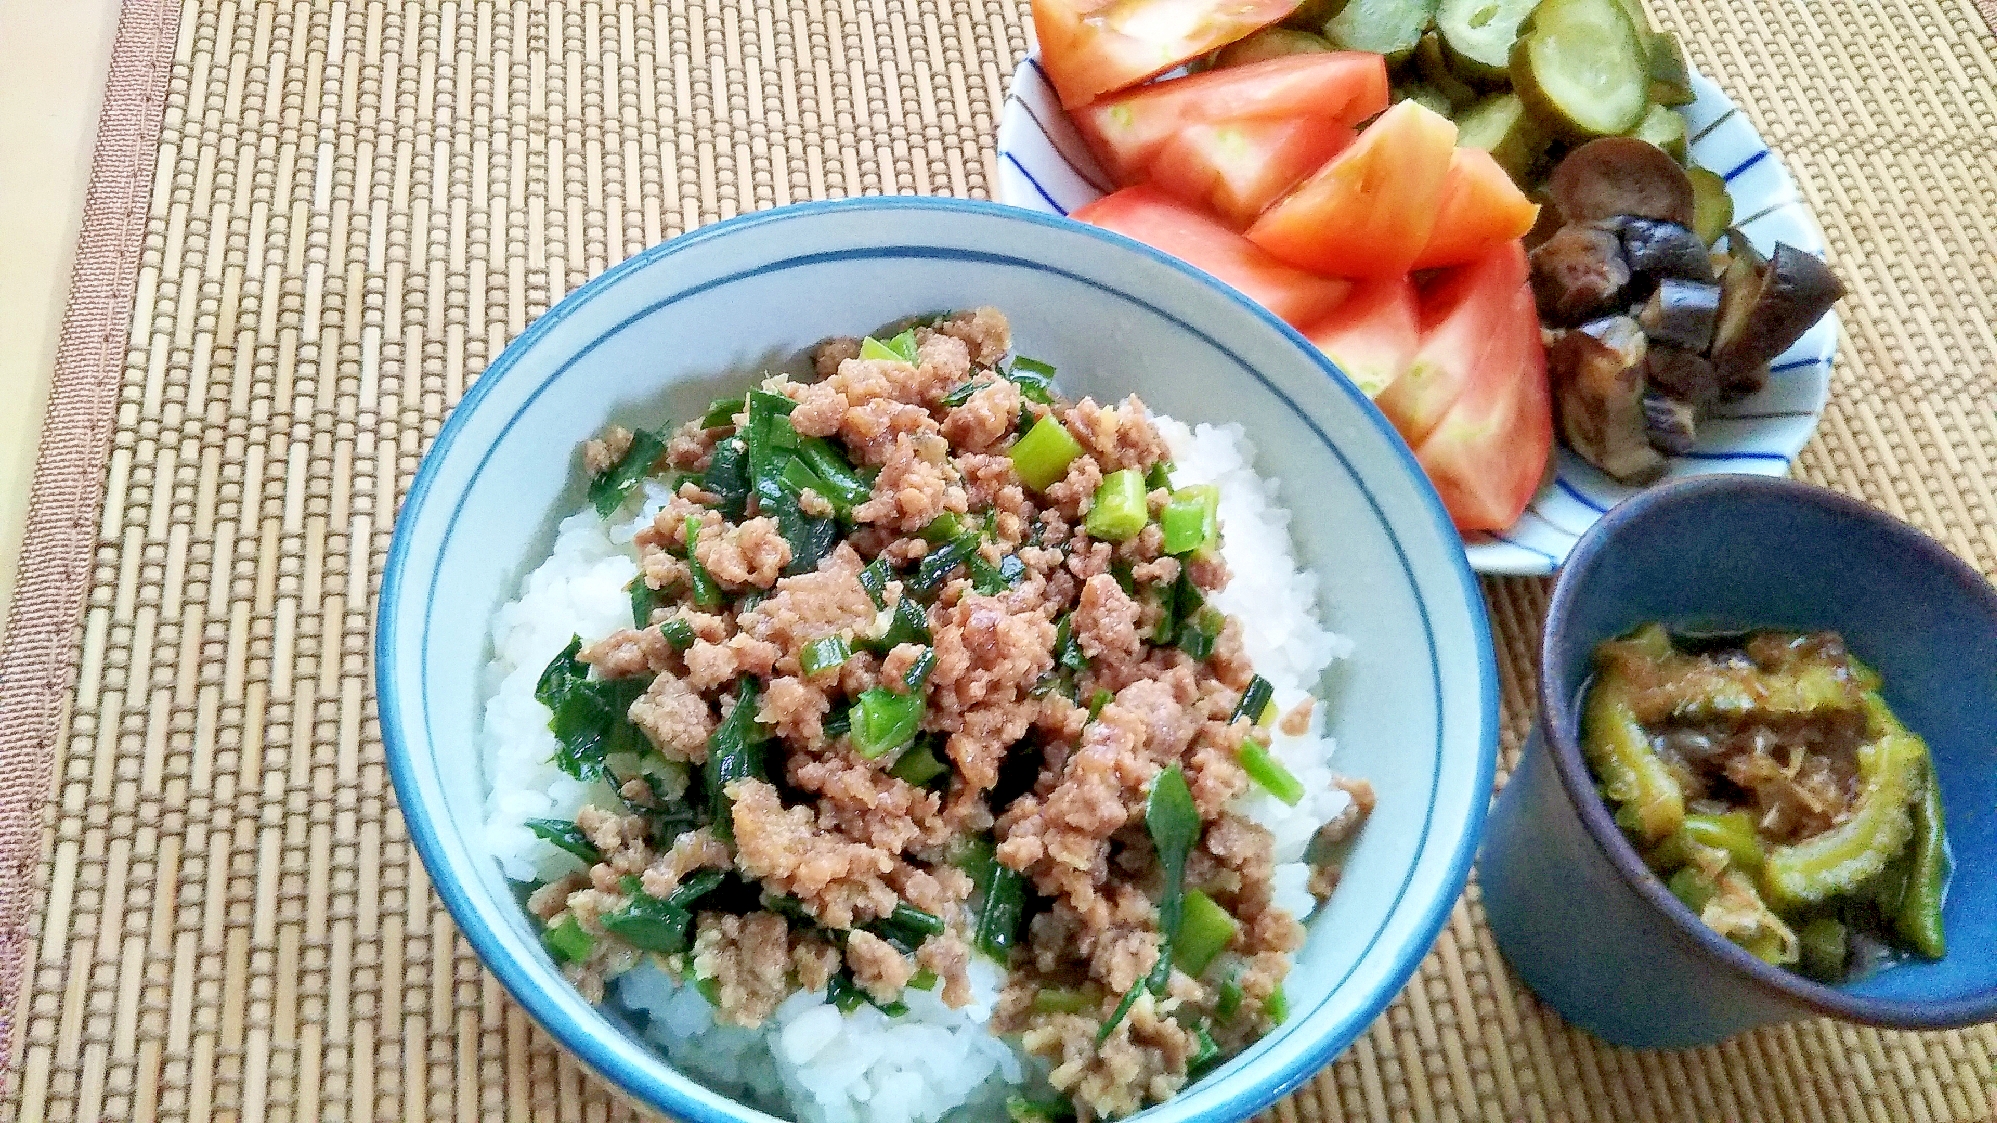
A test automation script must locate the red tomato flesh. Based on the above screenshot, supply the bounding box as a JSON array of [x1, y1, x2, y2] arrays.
[[1415, 280, 1552, 532], [1147, 117, 1356, 228], [1410, 147, 1542, 270], [1299, 275, 1422, 398], [1245, 100, 1459, 278], [1073, 52, 1390, 183], [1033, 0, 1302, 110], [1373, 241, 1529, 447], [1073, 186, 1354, 327]]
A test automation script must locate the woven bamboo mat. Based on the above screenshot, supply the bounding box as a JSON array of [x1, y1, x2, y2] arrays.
[[5, 0, 1996, 1120]]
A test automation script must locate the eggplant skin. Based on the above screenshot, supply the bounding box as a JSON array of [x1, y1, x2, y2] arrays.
[[1646, 345, 1724, 407], [1712, 243, 1846, 377], [1531, 225, 1632, 324], [1550, 317, 1667, 486], [1616, 218, 1715, 284], [1640, 279, 1723, 353], [1643, 390, 1699, 455]]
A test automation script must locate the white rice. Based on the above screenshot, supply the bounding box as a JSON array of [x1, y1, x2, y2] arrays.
[[478, 420, 1353, 1122]]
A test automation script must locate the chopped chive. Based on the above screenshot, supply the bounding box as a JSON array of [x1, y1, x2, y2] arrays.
[[526, 818, 600, 865], [1147, 583, 1178, 645], [700, 395, 745, 429], [858, 558, 892, 608], [780, 455, 833, 502], [701, 437, 750, 521], [1052, 615, 1087, 671], [796, 436, 872, 511], [1231, 676, 1274, 725], [919, 512, 966, 544], [1145, 461, 1175, 491], [588, 428, 668, 518], [1239, 742, 1305, 805], [1085, 689, 1113, 723], [1005, 357, 1056, 403], [1097, 984, 1143, 1043], [878, 597, 932, 650], [823, 701, 853, 740], [1084, 470, 1150, 542], [1110, 560, 1136, 596], [941, 380, 987, 408], [683, 517, 724, 608], [695, 975, 721, 1005], [1188, 1026, 1221, 1076], [887, 329, 919, 362], [659, 616, 697, 650], [888, 738, 950, 787], [1143, 765, 1201, 994], [957, 835, 1027, 963], [909, 968, 939, 992], [629, 578, 658, 629], [1033, 987, 1093, 1015], [541, 915, 594, 965], [851, 687, 923, 759], [902, 646, 938, 692], [801, 635, 852, 676], [1160, 485, 1220, 555], [1009, 416, 1084, 492], [1176, 606, 1224, 661], [826, 971, 868, 1012], [1172, 889, 1239, 977], [911, 533, 980, 595], [1216, 976, 1244, 1020], [598, 869, 724, 955], [1264, 985, 1289, 1024], [860, 329, 920, 364], [1006, 1096, 1077, 1123], [534, 637, 650, 783], [705, 678, 767, 841]]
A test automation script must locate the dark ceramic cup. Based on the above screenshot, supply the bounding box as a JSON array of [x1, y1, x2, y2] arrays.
[[1478, 474, 1997, 1048]]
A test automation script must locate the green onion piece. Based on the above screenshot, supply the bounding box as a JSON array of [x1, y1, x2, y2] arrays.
[[902, 647, 938, 692], [1263, 985, 1289, 1024], [889, 329, 920, 362], [919, 512, 965, 543], [1230, 676, 1274, 725], [826, 972, 868, 1013], [598, 869, 725, 955], [911, 534, 980, 595], [1005, 1096, 1077, 1123], [525, 818, 600, 865], [1010, 416, 1085, 492], [909, 968, 939, 992], [1086, 689, 1113, 723], [1238, 742, 1305, 805], [1098, 985, 1143, 1043], [886, 902, 946, 939], [823, 702, 853, 740], [695, 975, 721, 1005], [704, 678, 767, 841], [541, 915, 594, 965], [588, 428, 668, 517], [878, 597, 932, 650], [1032, 988, 1093, 1015], [858, 558, 892, 609], [1160, 485, 1220, 555], [1145, 461, 1175, 491], [682, 517, 724, 608], [941, 381, 987, 407], [701, 437, 750, 521], [1173, 890, 1239, 977], [1005, 357, 1056, 403], [957, 836, 1027, 962], [1085, 469, 1150, 542], [860, 330, 920, 363], [534, 637, 650, 782], [1188, 1026, 1221, 1076], [629, 579, 658, 629], [700, 395, 745, 429], [779, 455, 833, 503], [659, 616, 697, 651], [851, 688, 923, 759], [1144, 765, 1201, 994], [800, 635, 852, 676], [1147, 583, 1178, 645], [796, 436, 873, 511], [1176, 606, 1225, 661], [888, 737, 950, 787], [1052, 615, 1087, 671], [1216, 976, 1244, 1020]]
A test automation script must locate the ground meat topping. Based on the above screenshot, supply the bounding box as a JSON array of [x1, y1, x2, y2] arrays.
[[628, 673, 716, 762], [727, 778, 898, 929], [692, 911, 793, 1028]]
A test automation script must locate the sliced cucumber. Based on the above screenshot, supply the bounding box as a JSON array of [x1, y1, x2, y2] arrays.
[[1325, 0, 1440, 65], [1627, 103, 1687, 162], [1455, 92, 1548, 182], [1511, 0, 1649, 139], [1393, 80, 1458, 118], [1645, 30, 1696, 107], [1608, 0, 1653, 34], [1216, 28, 1335, 68], [1687, 166, 1733, 247], [1287, 0, 1357, 31], [1436, 0, 1542, 85], [1416, 31, 1481, 106]]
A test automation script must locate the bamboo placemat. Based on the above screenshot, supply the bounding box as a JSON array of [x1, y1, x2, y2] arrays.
[[5, 1, 1996, 1121]]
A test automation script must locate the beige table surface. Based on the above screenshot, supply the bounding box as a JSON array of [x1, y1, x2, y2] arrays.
[[0, 0, 123, 642]]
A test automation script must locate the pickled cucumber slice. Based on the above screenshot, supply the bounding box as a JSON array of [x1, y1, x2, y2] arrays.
[[1627, 103, 1687, 162], [1215, 27, 1334, 68], [1325, 0, 1440, 65], [1393, 80, 1458, 118], [1287, 0, 1356, 30], [1436, 0, 1542, 84], [1687, 166, 1733, 246], [1511, 0, 1649, 139], [1645, 29, 1696, 107], [1416, 31, 1480, 107], [1455, 93, 1547, 182]]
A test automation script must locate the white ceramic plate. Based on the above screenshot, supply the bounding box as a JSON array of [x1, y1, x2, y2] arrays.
[[996, 57, 1838, 575], [379, 198, 1499, 1123]]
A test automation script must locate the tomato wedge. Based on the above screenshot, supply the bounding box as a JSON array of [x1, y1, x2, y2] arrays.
[[1300, 275, 1421, 398], [1245, 100, 1459, 277], [1410, 147, 1541, 270], [1073, 52, 1390, 183], [1415, 281, 1552, 531], [1147, 118, 1357, 228], [1074, 186, 1354, 327], [1033, 0, 1301, 109], [1373, 241, 1529, 447]]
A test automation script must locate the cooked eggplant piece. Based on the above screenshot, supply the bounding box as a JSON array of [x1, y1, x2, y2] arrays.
[[1531, 224, 1631, 323], [1645, 344, 1723, 406], [1548, 137, 1697, 227], [1617, 217, 1714, 283], [1711, 241, 1846, 378], [1643, 390, 1698, 455], [1639, 278, 1723, 351], [1550, 316, 1667, 485]]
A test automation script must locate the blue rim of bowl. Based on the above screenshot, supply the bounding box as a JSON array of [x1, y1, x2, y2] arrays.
[[1539, 473, 1997, 1029], [377, 195, 1499, 1121]]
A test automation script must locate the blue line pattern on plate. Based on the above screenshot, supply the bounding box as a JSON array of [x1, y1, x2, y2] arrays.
[[1723, 148, 1771, 182]]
